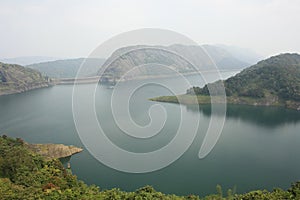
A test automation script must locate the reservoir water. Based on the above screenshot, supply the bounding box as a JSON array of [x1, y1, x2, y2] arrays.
[[1, 71, 300, 197]]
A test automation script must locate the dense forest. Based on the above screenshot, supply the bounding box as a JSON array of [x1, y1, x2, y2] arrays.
[[184, 54, 300, 110], [188, 53, 300, 100], [0, 136, 300, 199]]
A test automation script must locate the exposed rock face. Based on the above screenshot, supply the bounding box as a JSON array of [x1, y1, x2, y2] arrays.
[[26, 143, 83, 160], [0, 62, 52, 96]]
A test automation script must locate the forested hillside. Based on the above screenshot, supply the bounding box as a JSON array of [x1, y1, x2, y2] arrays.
[[1, 136, 300, 199], [185, 53, 300, 110]]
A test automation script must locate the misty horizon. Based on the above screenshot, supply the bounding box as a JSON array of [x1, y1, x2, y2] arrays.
[[1, 0, 300, 59]]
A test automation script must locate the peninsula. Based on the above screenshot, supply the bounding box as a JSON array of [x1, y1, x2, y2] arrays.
[[151, 53, 300, 110]]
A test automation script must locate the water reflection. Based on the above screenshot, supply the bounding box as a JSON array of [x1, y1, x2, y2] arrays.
[[186, 104, 300, 128]]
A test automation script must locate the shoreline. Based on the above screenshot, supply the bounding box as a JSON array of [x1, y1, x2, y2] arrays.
[[150, 94, 300, 111], [0, 70, 239, 96], [25, 142, 83, 160], [0, 82, 54, 96], [99, 69, 239, 85]]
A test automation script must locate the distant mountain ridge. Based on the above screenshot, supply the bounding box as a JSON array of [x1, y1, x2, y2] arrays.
[[98, 44, 251, 83], [0, 62, 51, 96], [0, 56, 62, 66], [13, 44, 258, 80], [1, 44, 259, 82], [215, 44, 263, 65], [27, 58, 105, 78]]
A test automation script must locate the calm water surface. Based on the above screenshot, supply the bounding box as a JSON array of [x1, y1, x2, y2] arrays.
[[1, 72, 300, 197]]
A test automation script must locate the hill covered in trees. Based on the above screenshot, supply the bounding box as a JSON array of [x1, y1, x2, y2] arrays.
[[153, 53, 300, 110], [1, 135, 300, 199], [0, 62, 50, 96]]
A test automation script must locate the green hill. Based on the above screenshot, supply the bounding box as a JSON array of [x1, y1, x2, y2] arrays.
[[0, 62, 50, 96], [27, 58, 105, 78], [1, 135, 300, 199], [152, 53, 300, 110]]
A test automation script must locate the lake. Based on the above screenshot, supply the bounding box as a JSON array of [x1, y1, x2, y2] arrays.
[[1, 71, 300, 197]]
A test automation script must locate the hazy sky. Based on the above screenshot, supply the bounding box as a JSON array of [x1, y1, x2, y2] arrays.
[[0, 0, 299, 58]]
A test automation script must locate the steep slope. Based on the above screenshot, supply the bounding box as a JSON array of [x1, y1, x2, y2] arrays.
[[27, 58, 105, 78], [0, 62, 50, 96], [98, 44, 249, 84]]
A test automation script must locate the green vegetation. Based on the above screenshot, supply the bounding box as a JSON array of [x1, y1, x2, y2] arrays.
[[153, 54, 300, 110], [191, 53, 300, 100], [1, 135, 300, 199], [0, 62, 50, 96], [150, 95, 211, 105], [27, 58, 105, 78]]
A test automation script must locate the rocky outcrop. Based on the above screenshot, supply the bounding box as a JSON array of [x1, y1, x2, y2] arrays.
[[286, 101, 300, 111], [26, 143, 83, 160]]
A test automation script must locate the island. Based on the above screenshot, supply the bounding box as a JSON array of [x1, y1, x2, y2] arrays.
[[151, 53, 300, 111]]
